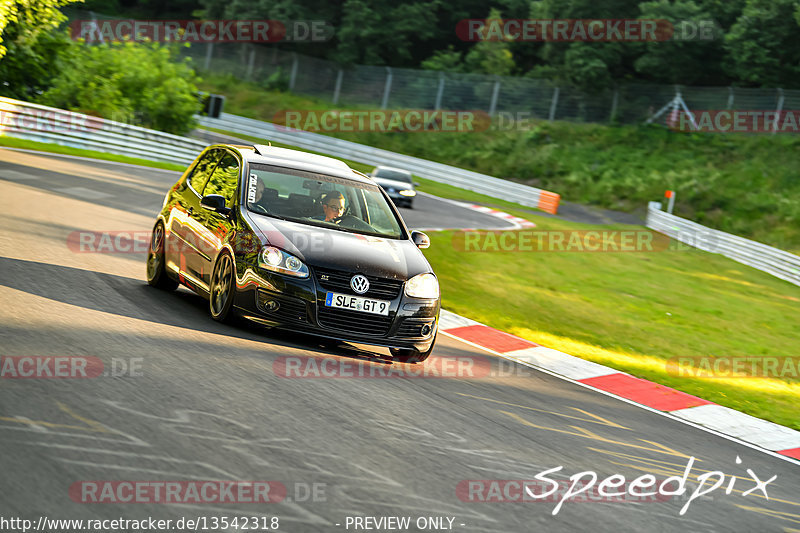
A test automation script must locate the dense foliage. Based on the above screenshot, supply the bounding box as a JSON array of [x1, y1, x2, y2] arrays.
[[74, 0, 800, 88], [0, 0, 201, 134]]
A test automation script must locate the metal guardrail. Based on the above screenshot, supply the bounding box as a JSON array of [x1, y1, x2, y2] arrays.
[[195, 113, 561, 214], [647, 202, 800, 287], [0, 98, 561, 213], [0, 97, 207, 165]]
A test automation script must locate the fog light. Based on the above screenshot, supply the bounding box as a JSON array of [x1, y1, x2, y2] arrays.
[[264, 299, 280, 312], [421, 324, 432, 336]]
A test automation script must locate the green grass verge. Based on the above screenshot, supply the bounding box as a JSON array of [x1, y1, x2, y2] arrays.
[[199, 76, 800, 252], [0, 136, 186, 172], [426, 229, 800, 430]]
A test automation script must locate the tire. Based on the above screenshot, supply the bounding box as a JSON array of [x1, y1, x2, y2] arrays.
[[209, 251, 236, 323], [390, 334, 436, 364], [146, 221, 178, 291]]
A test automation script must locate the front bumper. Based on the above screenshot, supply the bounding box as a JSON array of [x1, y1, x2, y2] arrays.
[[233, 266, 439, 352]]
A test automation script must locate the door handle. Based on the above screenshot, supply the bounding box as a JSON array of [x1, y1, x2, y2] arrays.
[[188, 207, 194, 216]]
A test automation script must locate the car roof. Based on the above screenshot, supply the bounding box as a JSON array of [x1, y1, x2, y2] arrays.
[[222, 144, 372, 184], [373, 166, 412, 174]]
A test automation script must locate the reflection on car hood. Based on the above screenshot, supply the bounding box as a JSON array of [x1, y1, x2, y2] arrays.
[[248, 214, 430, 280], [373, 177, 413, 190]]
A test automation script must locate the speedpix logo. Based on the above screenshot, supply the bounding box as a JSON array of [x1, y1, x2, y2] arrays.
[[458, 456, 777, 516]]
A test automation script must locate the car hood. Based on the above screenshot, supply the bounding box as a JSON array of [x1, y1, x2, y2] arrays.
[[247, 214, 431, 280], [373, 177, 414, 191]]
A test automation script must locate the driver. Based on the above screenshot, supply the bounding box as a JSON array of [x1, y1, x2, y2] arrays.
[[315, 191, 346, 222]]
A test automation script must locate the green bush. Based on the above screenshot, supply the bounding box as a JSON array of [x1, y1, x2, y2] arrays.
[[39, 40, 201, 135]]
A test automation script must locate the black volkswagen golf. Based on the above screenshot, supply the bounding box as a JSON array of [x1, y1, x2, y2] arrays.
[[146, 144, 440, 363]]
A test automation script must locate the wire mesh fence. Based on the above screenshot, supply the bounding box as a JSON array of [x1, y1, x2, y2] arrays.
[[179, 43, 798, 128], [59, 5, 798, 129]]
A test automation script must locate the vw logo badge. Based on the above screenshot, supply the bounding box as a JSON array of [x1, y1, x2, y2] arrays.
[[350, 274, 370, 294]]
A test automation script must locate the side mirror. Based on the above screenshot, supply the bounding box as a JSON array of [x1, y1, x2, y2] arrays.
[[201, 194, 231, 215], [411, 230, 430, 249]]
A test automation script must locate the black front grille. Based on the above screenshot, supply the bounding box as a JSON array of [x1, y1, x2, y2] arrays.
[[257, 290, 309, 324], [314, 267, 403, 300], [317, 307, 393, 336], [396, 318, 436, 338]]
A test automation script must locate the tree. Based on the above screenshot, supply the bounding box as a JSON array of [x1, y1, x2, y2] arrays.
[[724, 0, 800, 87], [526, 0, 641, 91], [0, 1, 81, 100], [39, 41, 201, 134], [421, 46, 466, 73], [463, 9, 516, 76], [635, 0, 726, 85], [0, 0, 81, 59]]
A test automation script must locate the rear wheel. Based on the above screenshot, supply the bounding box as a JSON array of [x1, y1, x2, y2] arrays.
[[209, 251, 236, 322], [146, 221, 178, 290], [390, 335, 436, 364]]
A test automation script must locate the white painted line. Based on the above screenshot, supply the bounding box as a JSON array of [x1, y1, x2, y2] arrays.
[[416, 191, 523, 230], [439, 327, 800, 466], [0, 170, 39, 180], [439, 309, 482, 330], [505, 346, 622, 381], [54, 187, 112, 200], [671, 404, 800, 451]]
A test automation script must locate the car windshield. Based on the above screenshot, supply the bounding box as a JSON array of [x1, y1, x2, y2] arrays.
[[246, 163, 405, 239], [374, 168, 413, 183]]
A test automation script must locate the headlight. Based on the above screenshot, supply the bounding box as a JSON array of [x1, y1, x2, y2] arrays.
[[405, 273, 439, 299], [399, 189, 416, 197], [259, 246, 309, 278]]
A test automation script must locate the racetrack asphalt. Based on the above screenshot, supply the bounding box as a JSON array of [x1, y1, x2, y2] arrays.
[[0, 148, 798, 533]]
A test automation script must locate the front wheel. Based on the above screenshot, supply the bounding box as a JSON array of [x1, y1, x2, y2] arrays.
[[209, 251, 236, 322], [146, 221, 178, 291], [390, 335, 436, 364]]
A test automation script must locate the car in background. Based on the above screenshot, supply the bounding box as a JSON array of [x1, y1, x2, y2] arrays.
[[369, 166, 418, 208], [146, 144, 439, 363]]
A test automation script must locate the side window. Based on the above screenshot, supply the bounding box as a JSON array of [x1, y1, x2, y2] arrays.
[[361, 190, 395, 233], [203, 152, 240, 207], [189, 149, 222, 194]]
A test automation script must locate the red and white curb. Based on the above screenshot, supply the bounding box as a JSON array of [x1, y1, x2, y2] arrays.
[[438, 309, 800, 463], [416, 192, 536, 231], [463, 204, 537, 228]]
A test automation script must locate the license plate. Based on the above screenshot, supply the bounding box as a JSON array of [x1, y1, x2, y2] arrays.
[[325, 292, 390, 315]]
